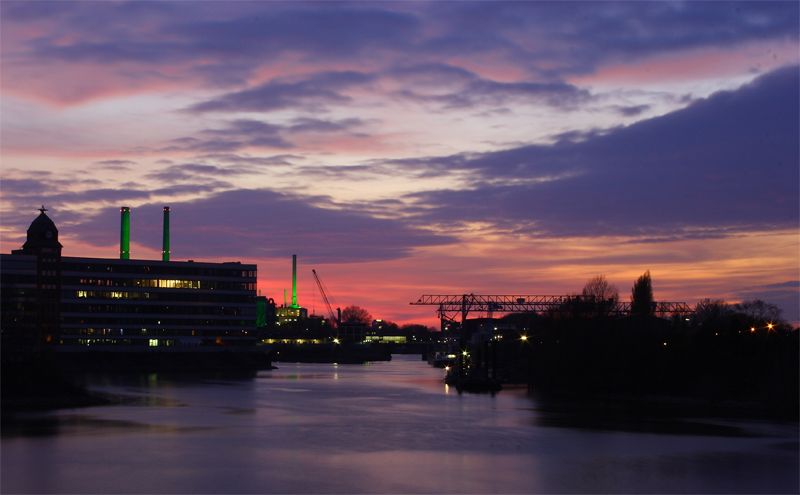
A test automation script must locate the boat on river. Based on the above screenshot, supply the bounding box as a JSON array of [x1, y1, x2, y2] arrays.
[[444, 366, 502, 393], [428, 350, 457, 368]]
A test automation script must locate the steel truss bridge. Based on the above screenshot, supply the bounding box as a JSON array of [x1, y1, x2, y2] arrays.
[[411, 294, 693, 330]]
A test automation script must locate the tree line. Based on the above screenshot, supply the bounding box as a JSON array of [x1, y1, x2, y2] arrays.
[[510, 271, 797, 417]]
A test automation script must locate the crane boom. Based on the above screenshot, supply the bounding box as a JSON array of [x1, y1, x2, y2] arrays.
[[312, 269, 338, 329]]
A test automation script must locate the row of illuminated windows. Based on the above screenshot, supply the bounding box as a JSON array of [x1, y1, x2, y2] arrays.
[[66, 290, 255, 304], [363, 336, 408, 343], [61, 316, 255, 327], [69, 278, 256, 291], [67, 339, 183, 346], [2, 275, 256, 291], [62, 303, 247, 316], [263, 338, 326, 344], [65, 329, 252, 337], [277, 308, 303, 316], [72, 339, 136, 346]]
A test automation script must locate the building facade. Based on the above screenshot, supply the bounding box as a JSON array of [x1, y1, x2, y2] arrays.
[[1, 209, 258, 348]]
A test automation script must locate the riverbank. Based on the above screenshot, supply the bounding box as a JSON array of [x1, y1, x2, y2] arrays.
[[517, 319, 799, 422], [1, 346, 274, 411], [1, 359, 115, 411]]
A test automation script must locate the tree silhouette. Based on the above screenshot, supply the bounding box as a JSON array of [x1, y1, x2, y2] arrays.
[[630, 270, 654, 315], [341, 305, 373, 324], [581, 274, 619, 316], [734, 299, 783, 323], [692, 298, 731, 326]]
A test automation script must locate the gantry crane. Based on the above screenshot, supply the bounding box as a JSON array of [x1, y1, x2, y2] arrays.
[[411, 294, 693, 330]]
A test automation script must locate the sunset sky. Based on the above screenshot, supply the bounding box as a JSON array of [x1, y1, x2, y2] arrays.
[[1, 1, 798, 327]]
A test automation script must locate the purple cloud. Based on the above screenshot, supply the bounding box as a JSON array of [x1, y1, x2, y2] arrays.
[[144, 163, 261, 182], [185, 71, 376, 113], [162, 117, 369, 154], [398, 66, 799, 238], [5, 2, 795, 103], [389, 63, 591, 109], [65, 189, 457, 264], [286, 117, 366, 134]]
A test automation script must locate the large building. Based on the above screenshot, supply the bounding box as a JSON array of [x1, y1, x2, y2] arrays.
[[1, 207, 258, 348]]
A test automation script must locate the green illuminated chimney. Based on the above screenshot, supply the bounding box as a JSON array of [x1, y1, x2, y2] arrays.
[[291, 254, 299, 308], [162, 206, 170, 261], [120, 207, 130, 259]]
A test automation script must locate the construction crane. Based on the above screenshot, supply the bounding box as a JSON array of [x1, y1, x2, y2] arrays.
[[312, 269, 340, 330]]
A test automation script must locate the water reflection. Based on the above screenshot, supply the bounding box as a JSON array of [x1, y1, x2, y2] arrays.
[[530, 406, 766, 437], [2, 355, 797, 494], [2, 414, 218, 439]]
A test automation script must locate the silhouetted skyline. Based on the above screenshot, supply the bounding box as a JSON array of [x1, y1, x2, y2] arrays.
[[1, 1, 797, 326]]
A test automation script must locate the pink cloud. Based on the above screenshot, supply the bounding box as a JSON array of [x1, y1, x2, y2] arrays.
[[572, 43, 798, 86], [1, 59, 198, 107]]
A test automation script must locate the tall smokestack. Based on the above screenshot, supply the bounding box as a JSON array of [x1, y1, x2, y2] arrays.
[[291, 254, 298, 308], [120, 207, 130, 259], [162, 206, 170, 261]]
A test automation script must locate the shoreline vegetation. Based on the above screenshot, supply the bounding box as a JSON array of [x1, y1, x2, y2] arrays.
[[513, 313, 799, 422]]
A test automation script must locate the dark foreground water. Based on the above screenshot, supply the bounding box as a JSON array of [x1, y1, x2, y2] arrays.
[[2, 355, 797, 494]]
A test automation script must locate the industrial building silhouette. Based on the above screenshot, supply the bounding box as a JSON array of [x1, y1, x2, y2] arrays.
[[1, 207, 258, 349]]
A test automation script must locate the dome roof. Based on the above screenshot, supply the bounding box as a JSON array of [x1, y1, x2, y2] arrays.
[[28, 211, 57, 232], [22, 207, 62, 251]]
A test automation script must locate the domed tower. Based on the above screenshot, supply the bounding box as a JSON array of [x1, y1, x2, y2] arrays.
[[21, 206, 63, 255], [17, 206, 62, 345]]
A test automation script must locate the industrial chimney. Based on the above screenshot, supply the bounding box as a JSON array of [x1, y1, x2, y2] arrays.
[[162, 206, 170, 261], [120, 207, 130, 259], [291, 254, 299, 308]]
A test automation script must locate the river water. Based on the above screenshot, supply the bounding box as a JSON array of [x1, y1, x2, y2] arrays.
[[2, 355, 797, 494]]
